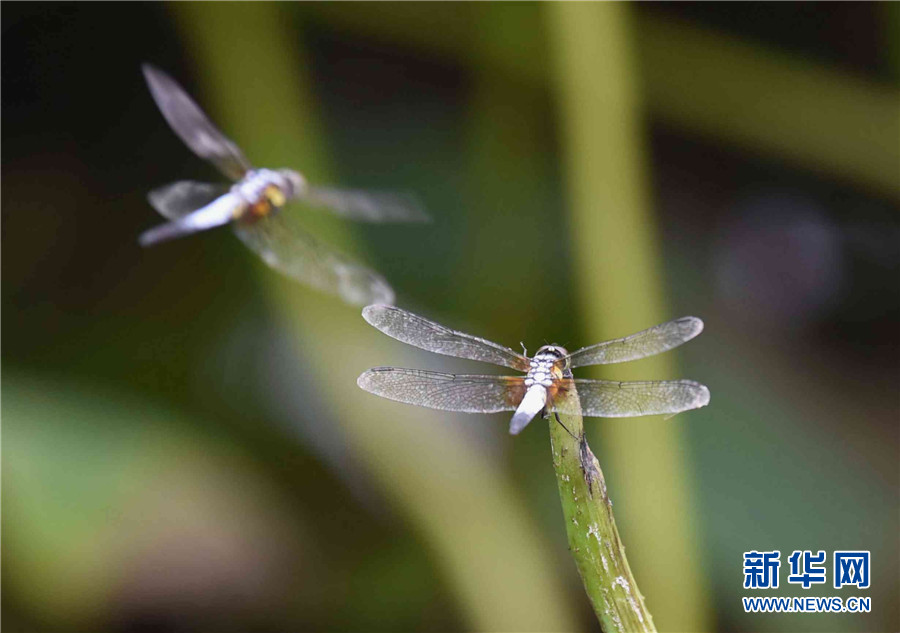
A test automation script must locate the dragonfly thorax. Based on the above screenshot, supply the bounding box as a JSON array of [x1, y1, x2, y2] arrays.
[[233, 169, 307, 220], [524, 345, 569, 388], [234, 169, 305, 207]]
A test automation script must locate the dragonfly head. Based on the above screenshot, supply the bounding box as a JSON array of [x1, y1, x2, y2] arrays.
[[534, 344, 570, 371], [278, 169, 307, 198]]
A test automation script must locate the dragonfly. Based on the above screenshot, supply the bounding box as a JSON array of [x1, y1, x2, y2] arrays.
[[357, 305, 710, 434], [139, 64, 429, 306]]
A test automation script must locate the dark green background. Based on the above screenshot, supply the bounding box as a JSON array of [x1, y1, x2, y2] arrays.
[[3, 3, 897, 631]]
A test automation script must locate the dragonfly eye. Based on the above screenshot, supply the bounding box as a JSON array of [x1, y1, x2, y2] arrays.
[[537, 344, 568, 359], [279, 169, 306, 198]]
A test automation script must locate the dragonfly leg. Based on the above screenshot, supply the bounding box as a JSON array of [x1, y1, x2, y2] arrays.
[[551, 411, 579, 441]]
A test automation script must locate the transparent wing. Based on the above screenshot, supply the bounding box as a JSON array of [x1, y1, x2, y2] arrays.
[[552, 378, 710, 418], [565, 317, 704, 368], [140, 192, 243, 246], [147, 181, 230, 221], [357, 368, 525, 413], [303, 186, 430, 223], [142, 64, 252, 181], [362, 305, 531, 372], [233, 213, 395, 306]]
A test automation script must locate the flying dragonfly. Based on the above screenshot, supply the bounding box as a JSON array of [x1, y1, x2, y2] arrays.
[[357, 305, 710, 434], [139, 64, 429, 306]]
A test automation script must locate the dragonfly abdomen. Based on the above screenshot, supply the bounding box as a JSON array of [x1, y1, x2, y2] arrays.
[[510, 385, 549, 435]]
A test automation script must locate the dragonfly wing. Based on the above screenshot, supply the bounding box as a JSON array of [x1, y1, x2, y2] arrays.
[[148, 181, 230, 221], [357, 368, 525, 413], [552, 378, 710, 418], [566, 317, 704, 368], [361, 305, 531, 371], [233, 213, 394, 306], [139, 193, 242, 246], [303, 186, 430, 223], [142, 64, 252, 181]]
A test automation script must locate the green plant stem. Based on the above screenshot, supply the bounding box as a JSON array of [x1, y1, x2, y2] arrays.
[[549, 403, 656, 633]]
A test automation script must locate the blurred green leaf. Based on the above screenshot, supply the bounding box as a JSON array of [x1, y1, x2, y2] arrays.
[[3, 372, 307, 631], [546, 3, 710, 630], [169, 4, 582, 630], [302, 3, 900, 198]]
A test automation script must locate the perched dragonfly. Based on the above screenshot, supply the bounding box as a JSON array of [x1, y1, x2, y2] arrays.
[[357, 305, 710, 434], [139, 64, 429, 306]]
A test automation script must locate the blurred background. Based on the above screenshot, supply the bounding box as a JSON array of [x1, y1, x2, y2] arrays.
[[3, 3, 898, 632]]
